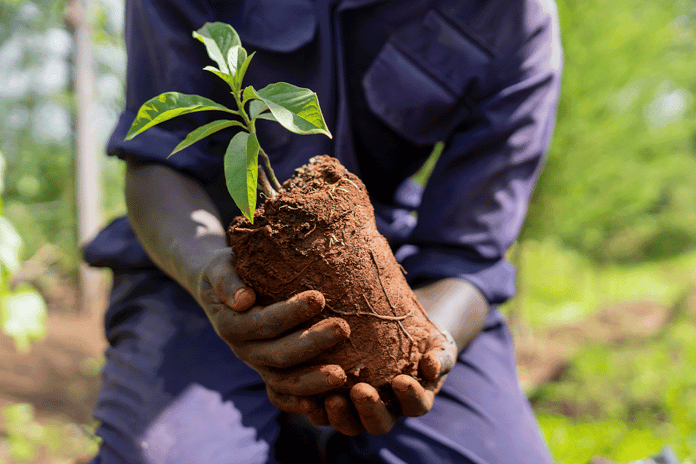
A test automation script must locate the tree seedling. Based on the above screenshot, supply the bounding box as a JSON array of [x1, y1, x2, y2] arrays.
[[125, 22, 332, 223], [125, 22, 435, 393]]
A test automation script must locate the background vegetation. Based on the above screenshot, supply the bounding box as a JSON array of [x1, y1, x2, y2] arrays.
[[2, 0, 696, 462]]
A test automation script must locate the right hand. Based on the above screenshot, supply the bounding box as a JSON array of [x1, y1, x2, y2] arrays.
[[196, 248, 351, 410]]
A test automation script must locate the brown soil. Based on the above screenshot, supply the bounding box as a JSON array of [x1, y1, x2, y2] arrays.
[[228, 156, 436, 392]]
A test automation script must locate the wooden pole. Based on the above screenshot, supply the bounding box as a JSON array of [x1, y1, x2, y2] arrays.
[[66, 0, 104, 315]]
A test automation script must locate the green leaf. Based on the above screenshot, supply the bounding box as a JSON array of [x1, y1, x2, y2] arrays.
[[254, 83, 332, 137], [1, 287, 47, 353], [125, 92, 238, 140], [224, 132, 259, 222], [193, 22, 246, 83], [234, 51, 255, 89], [203, 66, 236, 90], [249, 100, 269, 120], [242, 86, 257, 105], [170, 119, 245, 156], [0, 217, 22, 273]]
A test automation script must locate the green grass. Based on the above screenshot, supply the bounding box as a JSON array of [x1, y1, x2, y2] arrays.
[[509, 237, 696, 328], [507, 239, 696, 463]]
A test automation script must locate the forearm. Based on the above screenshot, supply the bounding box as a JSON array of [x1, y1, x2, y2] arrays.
[[125, 159, 227, 303], [413, 278, 488, 352]]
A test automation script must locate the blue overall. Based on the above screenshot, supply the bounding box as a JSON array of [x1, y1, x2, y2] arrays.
[[84, 0, 562, 462]]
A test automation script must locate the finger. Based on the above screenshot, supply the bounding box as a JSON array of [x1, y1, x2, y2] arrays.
[[266, 386, 306, 415], [350, 383, 397, 435], [200, 248, 254, 312], [325, 393, 364, 436], [421, 332, 457, 380], [392, 375, 434, 417], [262, 364, 346, 396], [237, 318, 350, 368], [230, 287, 256, 312], [302, 399, 331, 427], [423, 374, 448, 396], [420, 350, 456, 381], [205, 286, 256, 313], [214, 290, 325, 342]]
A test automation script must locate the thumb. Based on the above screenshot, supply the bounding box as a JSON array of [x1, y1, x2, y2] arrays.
[[200, 248, 256, 312], [420, 330, 457, 380], [229, 286, 256, 312]]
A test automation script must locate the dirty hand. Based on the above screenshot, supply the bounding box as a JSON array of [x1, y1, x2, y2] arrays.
[[197, 248, 351, 398], [300, 327, 457, 436]]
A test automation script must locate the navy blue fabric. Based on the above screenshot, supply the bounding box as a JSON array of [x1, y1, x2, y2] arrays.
[[91, 0, 562, 304], [90, 269, 552, 464], [86, 0, 562, 462]]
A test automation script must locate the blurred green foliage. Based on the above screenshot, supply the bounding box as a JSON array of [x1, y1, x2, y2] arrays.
[[2, 0, 696, 462], [515, 1, 696, 461], [0, 150, 47, 352], [0, 0, 126, 271], [524, 0, 696, 265], [513, 237, 696, 328], [2, 402, 99, 462]]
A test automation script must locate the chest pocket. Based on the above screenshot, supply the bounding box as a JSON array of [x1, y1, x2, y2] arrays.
[[362, 8, 494, 146], [209, 0, 317, 52]]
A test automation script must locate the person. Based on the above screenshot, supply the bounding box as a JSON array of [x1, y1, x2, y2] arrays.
[[83, 0, 563, 462]]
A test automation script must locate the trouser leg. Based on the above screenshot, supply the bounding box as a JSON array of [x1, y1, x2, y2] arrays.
[[328, 311, 554, 464], [89, 270, 280, 464]]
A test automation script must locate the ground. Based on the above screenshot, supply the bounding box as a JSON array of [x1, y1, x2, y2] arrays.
[[0, 270, 682, 464]]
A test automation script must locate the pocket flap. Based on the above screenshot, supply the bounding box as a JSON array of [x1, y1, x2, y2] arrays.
[[362, 10, 493, 145]]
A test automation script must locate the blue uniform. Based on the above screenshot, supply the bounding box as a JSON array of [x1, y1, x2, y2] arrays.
[[85, 0, 562, 462]]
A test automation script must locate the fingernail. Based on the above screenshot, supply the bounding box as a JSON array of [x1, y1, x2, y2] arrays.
[[233, 287, 255, 311], [350, 383, 379, 403], [303, 291, 326, 314], [323, 365, 347, 387]]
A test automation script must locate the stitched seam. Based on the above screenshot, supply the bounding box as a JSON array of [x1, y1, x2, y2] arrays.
[[433, 7, 495, 58]]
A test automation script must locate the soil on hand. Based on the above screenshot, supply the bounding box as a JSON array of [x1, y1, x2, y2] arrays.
[[228, 156, 437, 392]]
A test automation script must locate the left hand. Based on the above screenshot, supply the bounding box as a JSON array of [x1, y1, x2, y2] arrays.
[[295, 327, 457, 436]]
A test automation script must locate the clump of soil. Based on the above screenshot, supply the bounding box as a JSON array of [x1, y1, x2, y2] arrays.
[[228, 156, 436, 391]]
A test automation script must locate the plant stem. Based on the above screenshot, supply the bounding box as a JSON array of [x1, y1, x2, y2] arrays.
[[258, 168, 276, 199], [233, 89, 280, 199], [259, 147, 282, 192]]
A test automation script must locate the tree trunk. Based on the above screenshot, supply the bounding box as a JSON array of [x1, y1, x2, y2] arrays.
[[67, 0, 104, 315]]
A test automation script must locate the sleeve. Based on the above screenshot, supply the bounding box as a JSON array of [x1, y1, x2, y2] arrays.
[[396, 1, 563, 305], [106, 0, 232, 184]]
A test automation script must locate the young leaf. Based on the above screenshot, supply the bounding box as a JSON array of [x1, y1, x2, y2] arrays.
[[234, 52, 255, 90], [170, 119, 245, 156], [203, 66, 236, 90], [126, 92, 238, 140], [254, 83, 332, 137], [193, 22, 246, 82], [224, 132, 260, 222]]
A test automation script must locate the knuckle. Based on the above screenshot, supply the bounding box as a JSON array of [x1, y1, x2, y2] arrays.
[[264, 350, 294, 369], [253, 323, 279, 340]]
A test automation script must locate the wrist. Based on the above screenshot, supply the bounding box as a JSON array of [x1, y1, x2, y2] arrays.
[[413, 278, 488, 352], [166, 238, 229, 305]]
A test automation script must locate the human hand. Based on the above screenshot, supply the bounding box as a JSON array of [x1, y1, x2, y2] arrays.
[[196, 248, 351, 398], [299, 327, 457, 436]]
